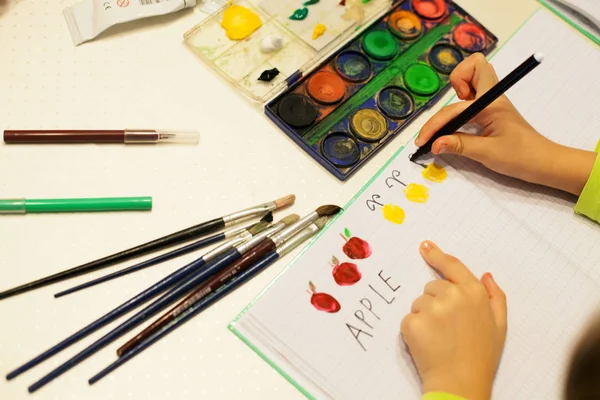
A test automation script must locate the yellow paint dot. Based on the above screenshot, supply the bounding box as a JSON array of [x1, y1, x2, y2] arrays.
[[404, 183, 429, 203], [221, 5, 262, 40], [312, 24, 326, 40], [422, 163, 448, 183], [382, 204, 405, 224]]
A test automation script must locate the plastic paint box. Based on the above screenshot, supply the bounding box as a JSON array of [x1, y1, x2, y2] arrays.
[[184, 0, 497, 181]]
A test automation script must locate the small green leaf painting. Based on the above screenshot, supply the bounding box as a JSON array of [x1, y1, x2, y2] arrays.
[[344, 228, 351, 238]]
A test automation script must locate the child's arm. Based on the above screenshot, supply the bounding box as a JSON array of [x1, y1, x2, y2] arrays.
[[574, 141, 600, 222], [401, 242, 507, 400], [416, 53, 598, 198]]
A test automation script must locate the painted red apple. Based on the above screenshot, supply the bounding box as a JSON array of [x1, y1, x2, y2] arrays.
[[308, 281, 341, 313], [330, 256, 361, 286], [340, 228, 372, 259]]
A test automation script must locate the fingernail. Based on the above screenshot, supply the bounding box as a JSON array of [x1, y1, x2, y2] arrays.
[[415, 137, 421, 146], [421, 241, 432, 251], [438, 145, 448, 154]]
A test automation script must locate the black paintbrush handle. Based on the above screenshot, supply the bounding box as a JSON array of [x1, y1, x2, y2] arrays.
[[411, 53, 543, 160], [0, 218, 224, 301]]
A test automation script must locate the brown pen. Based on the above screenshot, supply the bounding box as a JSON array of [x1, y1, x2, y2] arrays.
[[3, 129, 199, 144]]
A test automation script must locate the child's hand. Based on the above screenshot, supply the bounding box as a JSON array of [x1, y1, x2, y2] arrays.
[[416, 53, 596, 196], [401, 241, 507, 400]]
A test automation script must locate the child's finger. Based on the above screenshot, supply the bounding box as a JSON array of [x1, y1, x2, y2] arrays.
[[423, 279, 451, 296], [450, 53, 499, 99], [419, 241, 478, 284], [481, 272, 508, 336], [431, 132, 490, 162], [416, 101, 473, 146], [410, 294, 434, 313]]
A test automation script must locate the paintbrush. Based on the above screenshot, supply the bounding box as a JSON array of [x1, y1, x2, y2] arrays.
[[6, 232, 255, 380], [54, 212, 274, 298], [0, 195, 295, 301], [90, 217, 331, 384], [117, 215, 332, 356], [26, 214, 303, 393]]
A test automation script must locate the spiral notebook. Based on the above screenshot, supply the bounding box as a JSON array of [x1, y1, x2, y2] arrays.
[[230, 8, 600, 400]]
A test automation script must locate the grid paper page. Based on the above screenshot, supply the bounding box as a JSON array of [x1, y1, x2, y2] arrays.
[[453, 9, 600, 284], [239, 141, 600, 400], [235, 9, 600, 400]]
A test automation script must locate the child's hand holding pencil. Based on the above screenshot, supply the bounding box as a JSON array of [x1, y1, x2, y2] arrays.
[[414, 53, 596, 197]]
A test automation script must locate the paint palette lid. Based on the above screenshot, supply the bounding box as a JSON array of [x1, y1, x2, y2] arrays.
[[183, 0, 395, 103]]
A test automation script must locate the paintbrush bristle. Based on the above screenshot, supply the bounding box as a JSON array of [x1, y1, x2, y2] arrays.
[[316, 205, 342, 217], [260, 211, 274, 223], [314, 217, 330, 230], [274, 194, 296, 209], [280, 214, 300, 226], [247, 221, 272, 236]]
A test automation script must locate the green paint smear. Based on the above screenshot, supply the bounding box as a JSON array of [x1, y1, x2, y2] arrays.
[[404, 63, 440, 95], [289, 7, 308, 20], [305, 13, 462, 146], [303, 0, 319, 5], [362, 30, 398, 60]]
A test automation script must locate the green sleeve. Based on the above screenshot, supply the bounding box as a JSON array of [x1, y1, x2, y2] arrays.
[[422, 392, 465, 400], [574, 141, 600, 223]]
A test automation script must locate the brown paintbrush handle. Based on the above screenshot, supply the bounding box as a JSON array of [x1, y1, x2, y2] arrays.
[[117, 239, 277, 356]]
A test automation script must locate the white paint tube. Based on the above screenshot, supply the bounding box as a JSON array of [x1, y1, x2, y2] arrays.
[[63, 0, 197, 46]]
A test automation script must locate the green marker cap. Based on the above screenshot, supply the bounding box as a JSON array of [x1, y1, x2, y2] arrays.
[[0, 197, 152, 214]]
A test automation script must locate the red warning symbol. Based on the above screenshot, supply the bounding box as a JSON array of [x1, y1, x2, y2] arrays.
[[117, 0, 129, 7]]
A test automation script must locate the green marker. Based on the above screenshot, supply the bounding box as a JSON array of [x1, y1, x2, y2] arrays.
[[0, 197, 152, 214]]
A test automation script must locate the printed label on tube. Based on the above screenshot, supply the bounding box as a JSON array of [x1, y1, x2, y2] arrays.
[[63, 0, 197, 46]]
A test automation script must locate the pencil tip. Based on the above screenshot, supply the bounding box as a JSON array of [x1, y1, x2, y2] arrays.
[[274, 194, 295, 209]]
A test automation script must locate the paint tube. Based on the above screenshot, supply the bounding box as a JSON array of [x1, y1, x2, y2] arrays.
[[63, 0, 197, 46]]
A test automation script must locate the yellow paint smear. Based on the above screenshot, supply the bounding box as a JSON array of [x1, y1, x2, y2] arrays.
[[312, 24, 326, 40], [221, 5, 262, 40], [404, 183, 429, 203], [382, 204, 405, 225], [438, 49, 458, 65], [422, 163, 448, 183]]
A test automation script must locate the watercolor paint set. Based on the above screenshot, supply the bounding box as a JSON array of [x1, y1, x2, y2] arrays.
[[184, 0, 497, 180]]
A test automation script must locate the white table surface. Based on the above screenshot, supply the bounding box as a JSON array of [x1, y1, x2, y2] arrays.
[[0, 0, 541, 399]]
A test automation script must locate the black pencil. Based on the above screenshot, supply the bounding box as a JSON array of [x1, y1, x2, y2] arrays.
[[410, 52, 544, 161], [0, 195, 295, 301]]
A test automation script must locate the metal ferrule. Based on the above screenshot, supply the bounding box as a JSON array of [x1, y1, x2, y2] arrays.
[[270, 211, 317, 246], [222, 201, 277, 226], [223, 220, 261, 238], [203, 234, 250, 262], [236, 224, 283, 254], [276, 223, 319, 257]]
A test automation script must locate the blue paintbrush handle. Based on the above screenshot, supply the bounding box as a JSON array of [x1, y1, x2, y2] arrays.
[[89, 251, 279, 384], [54, 232, 226, 298], [6, 253, 209, 380], [28, 248, 242, 393]]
